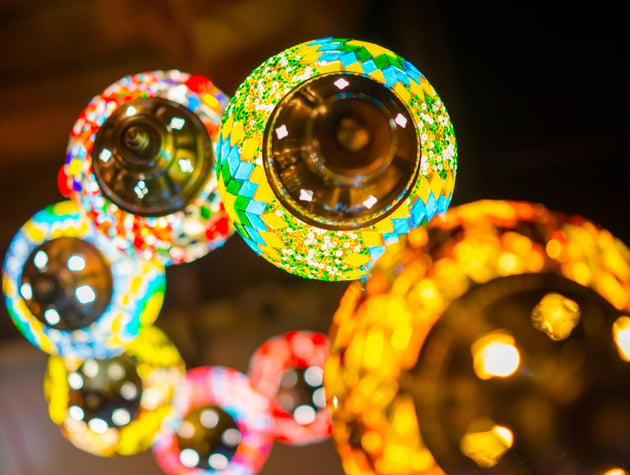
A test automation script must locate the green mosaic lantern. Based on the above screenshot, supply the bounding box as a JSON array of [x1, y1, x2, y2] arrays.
[[216, 38, 457, 281]]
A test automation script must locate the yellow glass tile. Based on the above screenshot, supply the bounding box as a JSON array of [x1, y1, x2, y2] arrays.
[[348, 40, 395, 59], [217, 181, 236, 215], [140, 292, 163, 325], [228, 119, 245, 147], [361, 231, 385, 247], [256, 244, 280, 261], [373, 217, 395, 233], [220, 115, 233, 141], [429, 173, 446, 197], [392, 83, 411, 105], [367, 69, 387, 84], [23, 222, 46, 242], [343, 253, 373, 268], [260, 212, 288, 230], [316, 60, 343, 74], [201, 92, 219, 109], [257, 230, 285, 249], [239, 136, 259, 163], [252, 183, 277, 205], [68, 158, 82, 176], [388, 202, 411, 220], [343, 61, 368, 75]]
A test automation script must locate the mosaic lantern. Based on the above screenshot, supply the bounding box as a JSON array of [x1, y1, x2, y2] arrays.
[[324, 200, 630, 474], [153, 366, 274, 475], [248, 330, 331, 445], [216, 37, 457, 281], [63, 70, 233, 265], [44, 325, 185, 456], [2, 201, 165, 359]]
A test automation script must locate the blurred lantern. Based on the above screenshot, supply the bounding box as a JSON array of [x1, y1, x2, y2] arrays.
[[216, 37, 457, 281], [152, 366, 274, 475], [324, 200, 630, 474], [63, 70, 233, 266], [2, 201, 165, 359], [44, 325, 185, 456], [248, 330, 331, 445]]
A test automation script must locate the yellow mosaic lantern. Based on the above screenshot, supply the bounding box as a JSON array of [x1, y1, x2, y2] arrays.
[[44, 325, 186, 457], [325, 200, 630, 474]]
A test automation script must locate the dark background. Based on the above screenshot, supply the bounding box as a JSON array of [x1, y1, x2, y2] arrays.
[[0, 1, 627, 474]]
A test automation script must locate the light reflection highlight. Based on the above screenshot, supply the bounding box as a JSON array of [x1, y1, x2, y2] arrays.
[[99, 148, 112, 163], [170, 117, 186, 130], [613, 316, 630, 361], [459, 420, 514, 468], [394, 113, 408, 128], [44, 308, 61, 325], [178, 158, 194, 173], [531, 292, 581, 341], [275, 124, 289, 139], [472, 332, 521, 380], [67, 254, 86, 271], [75, 285, 96, 304], [334, 77, 350, 90], [20, 282, 32, 300], [34, 250, 48, 270]]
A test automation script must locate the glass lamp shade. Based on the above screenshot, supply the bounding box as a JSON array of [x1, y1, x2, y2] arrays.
[[324, 200, 630, 475], [63, 70, 233, 266], [44, 325, 185, 457], [152, 366, 275, 475], [216, 37, 457, 281], [2, 201, 166, 359], [248, 330, 331, 445]]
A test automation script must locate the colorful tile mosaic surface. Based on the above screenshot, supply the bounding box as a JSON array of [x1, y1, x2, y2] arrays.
[[248, 330, 331, 445], [216, 37, 457, 281], [44, 325, 185, 456], [2, 201, 166, 359], [64, 70, 233, 266], [152, 366, 274, 475], [324, 199, 630, 475]]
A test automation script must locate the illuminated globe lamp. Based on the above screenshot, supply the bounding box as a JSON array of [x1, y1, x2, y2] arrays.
[[152, 366, 274, 475], [248, 330, 331, 445], [324, 200, 630, 475], [44, 325, 186, 457], [63, 70, 233, 266], [2, 201, 166, 359], [216, 37, 457, 281]]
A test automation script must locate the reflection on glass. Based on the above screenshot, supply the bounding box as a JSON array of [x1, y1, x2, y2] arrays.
[[92, 96, 212, 217], [459, 418, 514, 468], [531, 292, 581, 341], [175, 405, 241, 471], [613, 316, 630, 361], [472, 331, 521, 380], [264, 72, 418, 230], [20, 237, 113, 331]]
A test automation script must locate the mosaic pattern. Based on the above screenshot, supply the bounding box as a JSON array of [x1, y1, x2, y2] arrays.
[[153, 366, 275, 475], [324, 200, 630, 475], [216, 37, 457, 281], [64, 70, 233, 266], [2, 201, 166, 358], [248, 330, 331, 445], [44, 325, 186, 457]]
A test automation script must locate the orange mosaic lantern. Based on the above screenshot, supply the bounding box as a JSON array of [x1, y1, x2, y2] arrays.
[[325, 200, 630, 474]]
